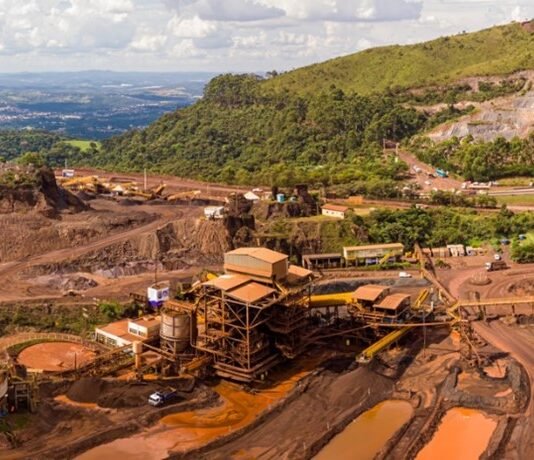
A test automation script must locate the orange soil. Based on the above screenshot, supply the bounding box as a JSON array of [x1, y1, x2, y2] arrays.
[[17, 342, 95, 372]]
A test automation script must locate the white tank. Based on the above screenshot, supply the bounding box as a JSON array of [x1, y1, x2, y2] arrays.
[[160, 309, 191, 353]]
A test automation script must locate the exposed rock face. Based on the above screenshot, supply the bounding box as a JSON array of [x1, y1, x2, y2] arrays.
[[428, 83, 534, 142], [0, 166, 88, 216]]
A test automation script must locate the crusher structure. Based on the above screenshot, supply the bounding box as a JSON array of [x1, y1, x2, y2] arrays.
[[194, 247, 315, 382]]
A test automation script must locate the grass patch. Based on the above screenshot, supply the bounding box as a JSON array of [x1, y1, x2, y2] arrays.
[[0, 413, 32, 433], [496, 195, 534, 206], [496, 177, 533, 187], [264, 22, 534, 96], [65, 139, 100, 152]]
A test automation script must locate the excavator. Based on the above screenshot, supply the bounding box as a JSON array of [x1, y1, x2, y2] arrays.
[[60, 175, 108, 193], [166, 190, 202, 202]]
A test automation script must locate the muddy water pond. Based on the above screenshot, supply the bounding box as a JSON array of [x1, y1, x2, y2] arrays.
[[314, 400, 413, 460], [416, 407, 497, 460]]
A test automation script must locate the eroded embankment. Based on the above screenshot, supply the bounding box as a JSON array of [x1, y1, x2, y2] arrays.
[[384, 359, 530, 460], [22, 218, 229, 278]]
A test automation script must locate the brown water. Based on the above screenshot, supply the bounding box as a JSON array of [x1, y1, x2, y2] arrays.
[[76, 358, 319, 460], [314, 400, 413, 460], [416, 408, 497, 460]]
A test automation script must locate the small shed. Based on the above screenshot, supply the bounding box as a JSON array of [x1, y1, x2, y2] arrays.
[[321, 204, 349, 219], [352, 284, 390, 308], [374, 294, 411, 319]]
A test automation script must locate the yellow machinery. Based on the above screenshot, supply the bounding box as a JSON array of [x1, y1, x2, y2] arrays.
[[378, 249, 402, 267], [61, 176, 104, 192], [166, 190, 201, 201], [126, 190, 156, 200], [152, 184, 166, 196], [356, 326, 412, 364], [309, 292, 354, 308]]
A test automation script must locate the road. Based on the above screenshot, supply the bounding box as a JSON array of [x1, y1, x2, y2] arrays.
[[396, 150, 462, 192], [473, 321, 534, 459], [66, 167, 250, 198]]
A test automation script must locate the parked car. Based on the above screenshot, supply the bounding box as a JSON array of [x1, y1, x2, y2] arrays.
[[398, 271, 412, 278]]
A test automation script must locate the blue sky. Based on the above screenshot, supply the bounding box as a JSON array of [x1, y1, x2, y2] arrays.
[[0, 0, 532, 72]]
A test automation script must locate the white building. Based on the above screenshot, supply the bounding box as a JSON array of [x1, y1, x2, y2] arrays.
[[244, 191, 261, 202], [95, 316, 161, 347], [147, 282, 170, 308], [204, 206, 224, 219], [321, 204, 349, 219]]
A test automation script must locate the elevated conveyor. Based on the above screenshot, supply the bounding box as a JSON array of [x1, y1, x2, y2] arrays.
[[309, 292, 354, 308], [356, 326, 412, 364]]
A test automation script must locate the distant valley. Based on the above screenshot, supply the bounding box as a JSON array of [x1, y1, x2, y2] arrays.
[[0, 71, 216, 139]]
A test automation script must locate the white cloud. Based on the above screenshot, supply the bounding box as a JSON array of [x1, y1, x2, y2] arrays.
[[165, 0, 285, 22], [0, 0, 531, 71], [263, 0, 423, 22]]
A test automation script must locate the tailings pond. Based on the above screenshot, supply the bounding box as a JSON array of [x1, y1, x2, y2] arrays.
[[416, 407, 497, 460], [315, 400, 413, 460]]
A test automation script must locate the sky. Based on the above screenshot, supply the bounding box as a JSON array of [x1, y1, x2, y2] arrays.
[[0, 0, 532, 73]]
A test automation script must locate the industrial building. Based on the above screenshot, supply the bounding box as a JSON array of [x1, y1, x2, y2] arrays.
[[321, 204, 349, 219], [223, 247, 291, 282], [343, 243, 404, 266], [197, 247, 314, 381], [95, 316, 161, 347], [302, 253, 344, 270], [93, 246, 431, 383]]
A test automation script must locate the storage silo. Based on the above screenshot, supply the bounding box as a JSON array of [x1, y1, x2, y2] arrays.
[[160, 309, 191, 354]]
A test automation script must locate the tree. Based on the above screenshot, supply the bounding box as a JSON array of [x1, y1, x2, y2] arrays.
[[17, 151, 46, 167]]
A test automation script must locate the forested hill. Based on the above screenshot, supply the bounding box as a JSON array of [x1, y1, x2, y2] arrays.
[[265, 21, 534, 95], [89, 21, 534, 190]]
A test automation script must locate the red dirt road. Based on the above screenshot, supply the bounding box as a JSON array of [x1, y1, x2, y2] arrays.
[[472, 321, 534, 459]]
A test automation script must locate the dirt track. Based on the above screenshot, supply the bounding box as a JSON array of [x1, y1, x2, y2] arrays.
[[68, 167, 249, 198], [0, 201, 198, 303], [472, 321, 534, 459]]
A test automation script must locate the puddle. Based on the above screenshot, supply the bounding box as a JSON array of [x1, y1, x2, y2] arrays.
[[76, 358, 318, 459], [314, 400, 413, 460], [416, 408, 496, 460]]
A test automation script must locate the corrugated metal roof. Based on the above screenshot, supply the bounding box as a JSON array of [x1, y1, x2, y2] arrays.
[[344, 243, 404, 252], [226, 247, 288, 264], [303, 253, 343, 260], [226, 282, 276, 303], [130, 316, 161, 328], [322, 204, 349, 212], [204, 274, 251, 291], [224, 264, 272, 279], [288, 265, 313, 278], [376, 293, 410, 310], [353, 284, 390, 302]]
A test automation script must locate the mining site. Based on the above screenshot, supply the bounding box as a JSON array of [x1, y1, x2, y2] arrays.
[[0, 164, 533, 460]]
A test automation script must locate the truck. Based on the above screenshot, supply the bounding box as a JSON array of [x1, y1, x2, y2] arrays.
[[485, 261, 508, 272], [148, 389, 177, 407]]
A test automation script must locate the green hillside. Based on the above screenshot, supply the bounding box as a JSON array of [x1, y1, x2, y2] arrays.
[[79, 21, 534, 189], [265, 21, 534, 95]]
